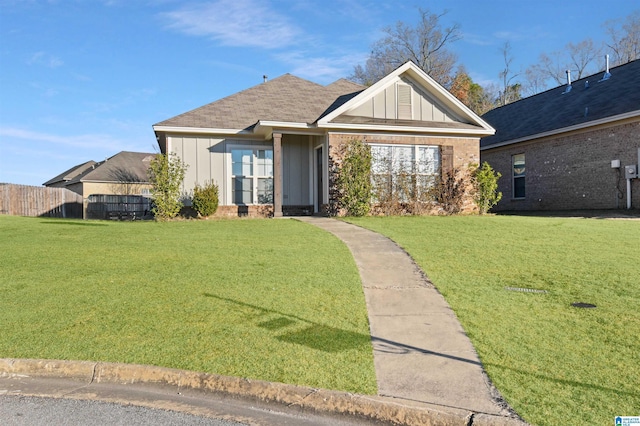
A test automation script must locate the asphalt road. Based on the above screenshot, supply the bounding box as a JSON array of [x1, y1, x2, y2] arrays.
[[0, 394, 244, 426], [0, 376, 380, 426]]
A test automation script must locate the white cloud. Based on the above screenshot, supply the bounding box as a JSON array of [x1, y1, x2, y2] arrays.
[[0, 126, 127, 150], [162, 0, 300, 49], [463, 32, 494, 46], [28, 51, 63, 68], [275, 50, 368, 83], [493, 26, 550, 42]]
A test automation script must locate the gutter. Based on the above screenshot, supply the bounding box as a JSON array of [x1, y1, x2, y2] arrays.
[[481, 110, 640, 151]]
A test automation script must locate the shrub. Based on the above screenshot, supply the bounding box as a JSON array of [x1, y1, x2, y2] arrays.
[[434, 167, 471, 215], [473, 162, 502, 214], [333, 139, 372, 217], [147, 153, 187, 221], [192, 181, 219, 217]]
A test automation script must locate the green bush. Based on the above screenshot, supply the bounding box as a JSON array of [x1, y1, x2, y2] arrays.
[[334, 139, 372, 217], [192, 180, 219, 217], [147, 153, 187, 221], [473, 161, 502, 214]]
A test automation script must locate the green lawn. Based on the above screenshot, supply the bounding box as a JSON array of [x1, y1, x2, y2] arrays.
[[0, 216, 376, 394], [346, 215, 640, 426]]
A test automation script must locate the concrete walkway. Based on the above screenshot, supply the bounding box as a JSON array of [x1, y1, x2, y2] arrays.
[[296, 217, 517, 421]]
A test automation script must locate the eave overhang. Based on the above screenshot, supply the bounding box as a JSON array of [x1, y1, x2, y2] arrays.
[[481, 110, 640, 151], [318, 121, 494, 136], [152, 125, 252, 136]]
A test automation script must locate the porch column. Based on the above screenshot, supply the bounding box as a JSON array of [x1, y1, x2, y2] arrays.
[[273, 132, 283, 217]]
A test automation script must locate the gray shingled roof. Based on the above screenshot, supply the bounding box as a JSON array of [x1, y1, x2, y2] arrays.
[[75, 151, 155, 184], [481, 59, 640, 148], [43, 160, 97, 186], [154, 74, 365, 130], [58, 151, 155, 186]]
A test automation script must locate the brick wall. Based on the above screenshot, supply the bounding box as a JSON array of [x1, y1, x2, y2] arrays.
[[481, 120, 640, 211], [328, 133, 480, 169], [328, 133, 481, 215]]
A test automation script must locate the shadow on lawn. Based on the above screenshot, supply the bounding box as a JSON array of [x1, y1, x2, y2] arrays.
[[202, 292, 370, 353], [40, 220, 107, 226], [203, 293, 487, 366], [486, 362, 639, 399]]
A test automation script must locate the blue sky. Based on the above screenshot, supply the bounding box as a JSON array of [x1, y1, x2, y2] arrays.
[[1, 0, 637, 186]]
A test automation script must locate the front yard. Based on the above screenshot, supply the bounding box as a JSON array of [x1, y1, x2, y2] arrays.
[[347, 214, 640, 426], [0, 216, 376, 394], [1, 214, 638, 426]]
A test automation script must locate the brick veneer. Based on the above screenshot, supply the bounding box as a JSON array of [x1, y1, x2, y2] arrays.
[[328, 133, 481, 215], [328, 133, 480, 169], [481, 120, 640, 211]]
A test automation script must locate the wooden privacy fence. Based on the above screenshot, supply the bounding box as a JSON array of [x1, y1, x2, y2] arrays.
[[0, 184, 83, 218]]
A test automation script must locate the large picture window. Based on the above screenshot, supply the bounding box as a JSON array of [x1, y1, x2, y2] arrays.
[[371, 144, 440, 202], [231, 148, 273, 204], [512, 153, 525, 199]]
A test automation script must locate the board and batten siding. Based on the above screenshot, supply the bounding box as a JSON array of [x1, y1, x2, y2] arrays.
[[168, 135, 312, 207], [282, 134, 311, 206], [347, 77, 458, 123]]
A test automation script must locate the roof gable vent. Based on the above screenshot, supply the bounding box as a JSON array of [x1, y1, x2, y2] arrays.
[[397, 83, 412, 119]]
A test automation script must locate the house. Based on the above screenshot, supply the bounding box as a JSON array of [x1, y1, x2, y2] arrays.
[[44, 151, 156, 218], [152, 61, 495, 217], [481, 58, 640, 212]]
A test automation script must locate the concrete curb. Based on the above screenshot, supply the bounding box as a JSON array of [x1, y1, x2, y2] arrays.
[[0, 358, 527, 426]]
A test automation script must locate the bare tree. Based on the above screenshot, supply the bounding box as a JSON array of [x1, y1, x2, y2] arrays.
[[567, 39, 602, 78], [350, 8, 461, 87], [535, 51, 568, 86], [498, 42, 520, 106], [522, 37, 602, 94], [522, 65, 549, 96], [604, 11, 640, 65]]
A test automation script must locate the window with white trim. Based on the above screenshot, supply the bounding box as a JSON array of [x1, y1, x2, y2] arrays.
[[231, 148, 273, 204], [512, 153, 525, 199], [371, 144, 440, 202]]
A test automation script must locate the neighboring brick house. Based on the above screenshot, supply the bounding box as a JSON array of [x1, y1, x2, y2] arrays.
[[44, 151, 155, 218], [481, 59, 640, 212], [152, 61, 494, 217]]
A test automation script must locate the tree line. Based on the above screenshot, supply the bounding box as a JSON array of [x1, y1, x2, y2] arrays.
[[350, 9, 640, 115]]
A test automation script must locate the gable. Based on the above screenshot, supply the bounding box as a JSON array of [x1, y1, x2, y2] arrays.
[[43, 160, 97, 186], [74, 152, 154, 184], [344, 76, 460, 123], [318, 61, 494, 136]]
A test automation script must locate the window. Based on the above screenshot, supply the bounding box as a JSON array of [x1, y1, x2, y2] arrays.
[[231, 148, 273, 204], [512, 154, 525, 199], [371, 144, 440, 201]]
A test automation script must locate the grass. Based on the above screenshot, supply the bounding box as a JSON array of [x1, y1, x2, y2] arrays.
[[0, 216, 376, 395], [346, 215, 640, 426]]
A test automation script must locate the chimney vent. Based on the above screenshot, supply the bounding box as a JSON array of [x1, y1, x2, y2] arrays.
[[563, 70, 572, 94], [599, 55, 611, 81], [263, 75, 268, 83]]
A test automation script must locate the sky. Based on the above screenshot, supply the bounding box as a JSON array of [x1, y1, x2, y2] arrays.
[[0, 0, 637, 186]]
